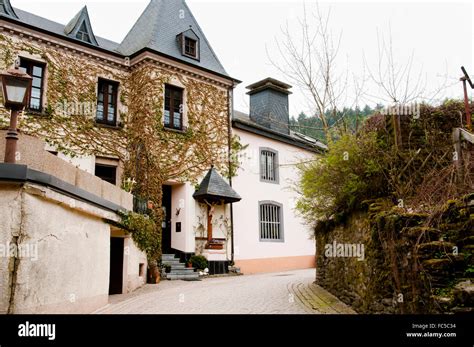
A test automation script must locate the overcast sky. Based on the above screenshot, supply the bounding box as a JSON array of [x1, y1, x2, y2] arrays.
[[10, 0, 474, 118]]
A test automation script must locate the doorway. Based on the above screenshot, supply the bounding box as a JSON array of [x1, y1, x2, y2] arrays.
[[109, 237, 124, 295], [162, 185, 173, 254]]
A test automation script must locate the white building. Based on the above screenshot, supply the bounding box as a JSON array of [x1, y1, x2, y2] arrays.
[[231, 78, 326, 274]]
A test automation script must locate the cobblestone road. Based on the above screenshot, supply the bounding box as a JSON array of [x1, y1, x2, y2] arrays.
[[96, 269, 356, 314]]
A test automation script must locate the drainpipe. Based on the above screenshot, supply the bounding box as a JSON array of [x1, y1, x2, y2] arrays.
[[227, 86, 235, 264]]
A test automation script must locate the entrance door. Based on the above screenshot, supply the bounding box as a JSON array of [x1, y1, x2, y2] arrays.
[[162, 185, 173, 254], [109, 238, 124, 295]]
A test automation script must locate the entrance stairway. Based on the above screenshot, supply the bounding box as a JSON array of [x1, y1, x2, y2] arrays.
[[162, 254, 199, 280]]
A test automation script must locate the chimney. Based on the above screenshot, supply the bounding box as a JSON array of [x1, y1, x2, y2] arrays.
[[246, 78, 292, 135]]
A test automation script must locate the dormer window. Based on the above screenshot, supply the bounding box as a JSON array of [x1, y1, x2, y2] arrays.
[[177, 29, 200, 61], [64, 6, 99, 46], [184, 37, 197, 58], [76, 22, 91, 43]]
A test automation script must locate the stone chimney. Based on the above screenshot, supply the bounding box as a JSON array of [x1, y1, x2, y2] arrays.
[[246, 78, 292, 135]]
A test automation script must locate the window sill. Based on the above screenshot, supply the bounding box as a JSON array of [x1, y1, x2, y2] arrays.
[[95, 122, 123, 130], [182, 53, 200, 62], [259, 239, 285, 243], [25, 110, 48, 117], [260, 178, 280, 185], [163, 126, 188, 134]]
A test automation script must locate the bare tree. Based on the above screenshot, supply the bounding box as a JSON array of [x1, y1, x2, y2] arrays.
[[364, 26, 453, 106], [267, 3, 347, 141]]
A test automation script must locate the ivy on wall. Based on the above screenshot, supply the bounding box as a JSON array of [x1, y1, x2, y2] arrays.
[[0, 33, 244, 279]]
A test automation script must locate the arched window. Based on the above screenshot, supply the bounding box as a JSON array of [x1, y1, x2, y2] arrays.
[[260, 148, 279, 183], [259, 202, 284, 242]]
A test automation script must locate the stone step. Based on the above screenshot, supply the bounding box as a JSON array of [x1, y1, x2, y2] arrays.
[[169, 269, 196, 275], [162, 261, 180, 265], [167, 273, 200, 280], [162, 255, 179, 261]]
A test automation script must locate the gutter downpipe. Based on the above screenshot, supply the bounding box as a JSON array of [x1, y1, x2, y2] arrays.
[[227, 85, 236, 264]]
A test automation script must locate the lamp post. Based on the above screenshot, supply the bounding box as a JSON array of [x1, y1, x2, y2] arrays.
[[0, 63, 32, 163]]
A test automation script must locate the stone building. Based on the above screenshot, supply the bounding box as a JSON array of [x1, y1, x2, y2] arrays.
[[0, 0, 325, 313]]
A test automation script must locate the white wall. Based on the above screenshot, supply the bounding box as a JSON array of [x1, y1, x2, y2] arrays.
[[232, 129, 316, 261], [0, 182, 147, 314]]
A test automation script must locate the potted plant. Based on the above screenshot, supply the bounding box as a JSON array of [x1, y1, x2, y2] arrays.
[[189, 255, 208, 271], [186, 261, 193, 268]]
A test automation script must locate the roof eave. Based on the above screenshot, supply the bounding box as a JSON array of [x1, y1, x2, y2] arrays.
[[0, 14, 123, 58], [129, 47, 241, 85], [232, 118, 326, 154]]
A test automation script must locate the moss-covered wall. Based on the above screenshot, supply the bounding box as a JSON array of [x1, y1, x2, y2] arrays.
[[315, 195, 474, 314]]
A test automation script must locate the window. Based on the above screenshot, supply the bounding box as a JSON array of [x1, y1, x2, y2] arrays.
[[184, 37, 197, 58], [19, 58, 45, 112], [260, 148, 279, 183], [96, 79, 118, 126], [178, 30, 200, 60], [75, 21, 91, 43], [95, 163, 117, 185], [164, 85, 183, 130], [259, 202, 284, 242]]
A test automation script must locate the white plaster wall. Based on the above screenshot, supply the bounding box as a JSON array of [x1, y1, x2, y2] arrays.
[[0, 182, 146, 314], [232, 129, 316, 260], [124, 237, 147, 293], [13, 191, 110, 314], [60, 154, 95, 174], [189, 184, 232, 258], [0, 185, 23, 314]]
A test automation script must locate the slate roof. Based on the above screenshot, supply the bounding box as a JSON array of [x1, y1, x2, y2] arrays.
[[4, 7, 120, 51], [193, 167, 241, 204], [0, 0, 17, 18], [233, 110, 328, 153], [1, 0, 232, 78], [118, 0, 228, 76]]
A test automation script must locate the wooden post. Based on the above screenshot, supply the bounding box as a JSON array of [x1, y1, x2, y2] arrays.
[[452, 128, 463, 183], [392, 114, 402, 150], [462, 79, 472, 130], [207, 205, 213, 243]]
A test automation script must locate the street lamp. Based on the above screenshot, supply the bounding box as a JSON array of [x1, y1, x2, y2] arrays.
[[0, 62, 32, 163]]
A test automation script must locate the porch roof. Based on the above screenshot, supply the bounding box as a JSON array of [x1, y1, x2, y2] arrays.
[[193, 167, 241, 204]]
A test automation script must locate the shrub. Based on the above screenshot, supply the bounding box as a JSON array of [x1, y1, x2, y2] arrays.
[[296, 131, 388, 223], [189, 255, 208, 270]]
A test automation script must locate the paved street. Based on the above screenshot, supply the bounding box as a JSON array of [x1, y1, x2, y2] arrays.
[[96, 269, 356, 314]]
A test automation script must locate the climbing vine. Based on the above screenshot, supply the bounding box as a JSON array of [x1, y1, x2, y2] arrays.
[[0, 33, 244, 281]]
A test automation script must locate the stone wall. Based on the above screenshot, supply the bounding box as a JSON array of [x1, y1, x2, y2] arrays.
[[0, 131, 133, 210], [315, 196, 474, 314]]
